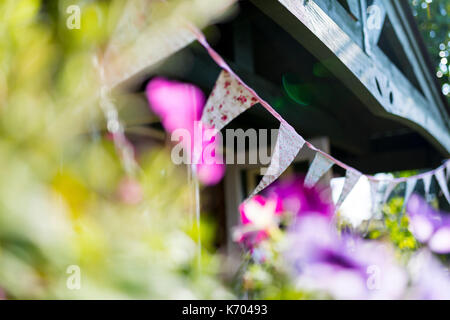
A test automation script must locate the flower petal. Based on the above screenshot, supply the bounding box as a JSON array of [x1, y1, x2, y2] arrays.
[[429, 227, 450, 254]]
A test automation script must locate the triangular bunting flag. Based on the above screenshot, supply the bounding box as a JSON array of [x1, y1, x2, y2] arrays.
[[304, 153, 334, 188], [335, 169, 362, 210], [402, 178, 417, 211], [106, 0, 154, 56], [202, 70, 258, 132], [383, 181, 398, 203], [446, 161, 450, 181], [422, 173, 433, 201], [435, 168, 450, 204], [104, 17, 195, 88], [369, 180, 380, 216], [250, 123, 305, 197], [103, 0, 234, 88]]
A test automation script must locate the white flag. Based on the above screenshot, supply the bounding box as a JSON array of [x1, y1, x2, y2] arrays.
[[304, 153, 334, 188], [383, 181, 398, 203], [435, 168, 450, 204], [103, 0, 235, 88], [369, 180, 380, 215], [104, 15, 195, 87], [422, 173, 433, 200], [403, 178, 417, 211], [202, 70, 258, 132], [446, 161, 450, 181], [250, 123, 305, 197], [335, 169, 362, 210]]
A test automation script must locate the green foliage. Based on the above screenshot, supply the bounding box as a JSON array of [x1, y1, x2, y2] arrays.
[[382, 197, 418, 251], [409, 0, 450, 99], [0, 0, 232, 299]]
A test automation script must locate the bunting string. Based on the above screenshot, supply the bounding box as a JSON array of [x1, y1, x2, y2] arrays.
[[187, 25, 449, 190]]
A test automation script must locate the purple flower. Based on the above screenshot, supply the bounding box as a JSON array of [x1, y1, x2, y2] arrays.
[[285, 216, 407, 299], [408, 250, 450, 300], [407, 194, 450, 254], [266, 176, 334, 219]]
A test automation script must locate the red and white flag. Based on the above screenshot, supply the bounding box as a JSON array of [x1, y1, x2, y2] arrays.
[[202, 70, 258, 131]]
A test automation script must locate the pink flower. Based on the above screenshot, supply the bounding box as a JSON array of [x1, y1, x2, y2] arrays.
[[234, 195, 283, 249], [146, 78, 204, 135], [117, 177, 143, 205], [266, 175, 334, 219], [239, 195, 283, 225], [197, 161, 225, 186], [146, 78, 225, 185]]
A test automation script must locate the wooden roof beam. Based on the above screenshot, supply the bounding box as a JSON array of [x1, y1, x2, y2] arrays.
[[250, 0, 450, 155]]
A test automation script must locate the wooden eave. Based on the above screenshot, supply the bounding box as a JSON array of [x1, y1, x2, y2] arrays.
[[249, 0, 450, 155]]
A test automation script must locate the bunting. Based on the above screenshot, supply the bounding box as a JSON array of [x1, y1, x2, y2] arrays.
[[382, 181, 399, 203], [250, 123, 305, 197], [422, 173, 433, 201], [105, 21, 195, 88], [436, 168, 450, 204], [335, 169, 362, 210], [369, 180, 381, 216], [304, 153, 334, 188], [104, 0, 235, 88], [201, 70, 258, 131], [191, 28, 450, 210], [446, 161, 450, 181], [403, 178, 418, 211], [128, 26, 449, 210]]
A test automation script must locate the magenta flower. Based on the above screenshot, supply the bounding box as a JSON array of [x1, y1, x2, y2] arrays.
[[266, 175, 334, 219], [146, 78, 225, 185], [234, 195, 283, 249], [234, 176, 334, 250], [146, 78, 204, 135], [407, 194, 450, 254]]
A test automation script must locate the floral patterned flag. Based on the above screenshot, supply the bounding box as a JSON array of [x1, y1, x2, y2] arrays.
[[250, 123, 305, 197], [402, 178, 417, 211], [304, 153, 334, 188], [335, 169, 362, 210], [435, 168, 450, 204], [202, 70, 259, 131]]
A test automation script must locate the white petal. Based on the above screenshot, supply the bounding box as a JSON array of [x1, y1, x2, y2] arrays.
[[429, 227, 450, 254], [410, 215, 434, 243]]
